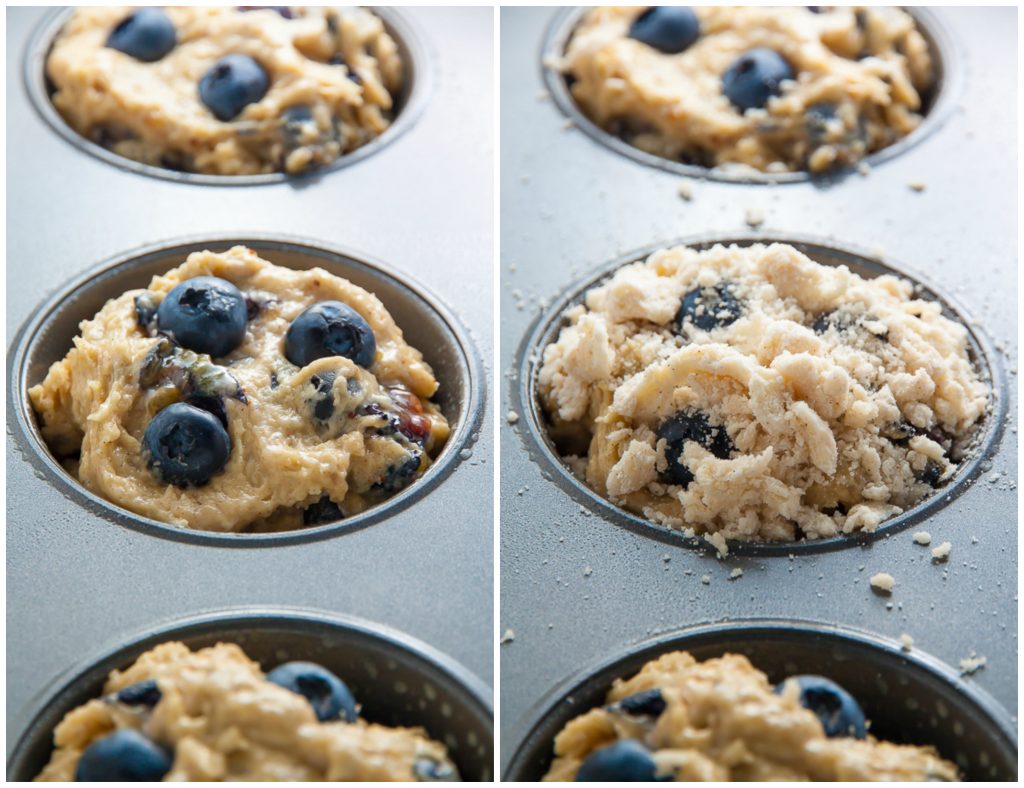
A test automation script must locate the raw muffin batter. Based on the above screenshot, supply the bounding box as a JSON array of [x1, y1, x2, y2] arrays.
[[538, 243, 987, 543], [47, 7, 403, 175], [36, 642, 459, 781], [29, 245, 449, 532], [543, 651, 959, 781], [557, 7, 934, 173]]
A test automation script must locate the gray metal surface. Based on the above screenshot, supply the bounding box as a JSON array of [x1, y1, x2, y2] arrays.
[[5, 5, 495, 758], [499, 5, 1018, 773]]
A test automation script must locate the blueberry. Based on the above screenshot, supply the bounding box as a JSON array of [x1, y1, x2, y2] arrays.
[[303, 496, 343, 525], [777, 675, 867, 739], [106, 8, 176, 63], [576, 740, 658, 782], [413, 757, 458, 781], [628, 7, 700, 55], [74, 729, 171, 782], [285, 301, 376, 369], [805, 101, 838, 143], [156, 277, 248, 358], [266, 661, 357, 722], [199, 54, 270, 122], [373, 451, 422, 494], [143, 403, 231, 487], [616, 688, 666, 718], [675, 283, 742, 332], [722, 48, 794, 111], [657, 410, 733, 488], [916, 459, 943, 488], [116, 680, 161, 708], [308, 372, 337, 422]]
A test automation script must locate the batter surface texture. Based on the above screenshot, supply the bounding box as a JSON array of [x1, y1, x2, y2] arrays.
[[543, 651, 959, 781], [29, 246, 449, 532], [35, 642, 458, 781], [47, 7, 403, 175], [538, 243, 987, 543], [558, 6, 934, 173]]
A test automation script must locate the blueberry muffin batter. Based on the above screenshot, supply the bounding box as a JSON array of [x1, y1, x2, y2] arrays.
[[557, 7, 934, 173], [35, 642, 459, 781], [46, 7, 403, 175], [544, 652, 959, 781], [29, 246, 449, 532], [538, 243, 987, 543]]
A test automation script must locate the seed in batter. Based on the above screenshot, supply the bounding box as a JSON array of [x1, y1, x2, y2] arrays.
[[199, 54, 271, 121], [75, 729, 172, 782], [627, 7, 700, 55], [722, 48, 794, 111], [143, 402, 232, 487], [105, 8, 176, 63]]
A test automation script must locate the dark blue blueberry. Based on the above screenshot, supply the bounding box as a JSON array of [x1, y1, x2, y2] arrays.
[[777, 675, 866, 739], [106, 8, 176, 63], [811, 309, 850, 334], [303, 496, 343, 525], [628, 7, 700, 55], [616, 688, 666, 718], [74, 729, 172, 782], [143, 402, 231, 487], [373, 452, 422, 494], [413, 757, 458, 781], [116, 680, 161, 708], [156, 276, 248, 358], [309, 372, 337, 422], [657, 410, 733, 488], [266, 661, 357, 722], [134, 292, 159, 333], [199, 54, 270, 122], [722, 48, 794, 111], [675, 283, 743, 332], [285, 301, 376, 369], [917, 459, 943, 488], [576, 740, 658, 782]]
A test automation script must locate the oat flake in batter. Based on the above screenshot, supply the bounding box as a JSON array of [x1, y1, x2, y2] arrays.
[[538, 243, 987, 543], [35, 642, 459, 781], [543, 651, 959, 781], [46, 7, 404, 175], [29, 246, 449, 532], [558, 7, 935, 173]]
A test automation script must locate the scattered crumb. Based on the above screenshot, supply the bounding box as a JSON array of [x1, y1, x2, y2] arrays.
[[912, 531, 932, 546], [728, 568, 744, 580], [661, 554, 671, 563], [506, 410, 520, 425], [583, 565, 592, 577], [700, 574, 711, 585], [536, 90, 550, 102], [677, 180, 693, 201], [959, 653, 987, 675], [500, 629, 515, 645], [931, 541, 952, 561], [744, 207, 764, 227], [856, 161, 871, 176], [870, 572, 895, 593], [899, 633, 914, 652], [908, 180, 926, 192], [704, 532, 728, 558], [561, 118, 575, 131]]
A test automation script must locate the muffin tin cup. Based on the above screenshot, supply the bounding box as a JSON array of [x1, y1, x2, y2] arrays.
[[6, 608, 494, 782], [8, 234, 484, 546], [502, 620, 1017, 781], [513, 232, 1006, 557], [540, 6, 962, 185], [24, 6, 432, 186]]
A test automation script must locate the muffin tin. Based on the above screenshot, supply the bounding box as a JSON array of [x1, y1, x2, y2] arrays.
[[6, 5, 494, 768], [500, 6, 1017, 774]]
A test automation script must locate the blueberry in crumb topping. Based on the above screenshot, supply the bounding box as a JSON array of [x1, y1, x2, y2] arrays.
[[74, 729, 172, 782], [576, 740, 659, 782], [916, 458, 944, 487], [722, 48, 794, 111], [106, 8, 176, 63], [267, 661, 357, 722], [777, 675, 866, 739], [199, 54, 270, 122], [285, 301, 376, 369], [657, 410, 733, 488], [675, 283, 743, 332], [156, 276, 248, 358], [143, 402, 231, 487], [628, 7, 700, 55], [116, 680, 162, 708]]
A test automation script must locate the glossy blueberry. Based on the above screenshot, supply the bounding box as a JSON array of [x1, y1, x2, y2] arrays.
[[657, 410, 733, 488], [916, 459, 943, 488], [267, 661, 357, 722], [675, 283, 742, 332], [285, 301, 376, 369], [303, 496, 343, 525], [156, 276, 248, 358], [628, 7, 700, 55], [106, 8, 176, 63], [413, 757, 458, 782], [576, 740, 658, 782], [373, 451, 422, 494], [116, 680, 162, 708], [777, 675, 867, 739], [74, 729, 171, 782], [199, 54, 270, 121], [143, 402, 231, 487], [722, 48, 794, 111], [616, 688, 667, 718], [308, 372, 337, 422]]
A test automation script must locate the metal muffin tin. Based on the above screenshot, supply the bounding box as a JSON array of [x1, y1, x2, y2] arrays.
[[24, 6, 431, 186], [6, 5, 495, 766], [7, 609, 494, 781], [500, 5, 1017, 774], [503, 621, 1017, 781], [540, 6, 962, 185]]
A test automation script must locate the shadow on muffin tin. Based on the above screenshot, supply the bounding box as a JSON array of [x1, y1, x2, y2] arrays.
[[8, 235, 484, 546], [23, 6, 431, 186], [503, 620, 1017, 781], [540, 6, 960, 185], [513, 233, 1005, 557], [6, 608, 494, 781]]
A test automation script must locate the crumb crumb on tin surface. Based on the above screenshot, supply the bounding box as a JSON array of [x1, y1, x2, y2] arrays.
[[913, 531, 932, 545], [931, 541, 952, 561], [870, 572, 895, 593]]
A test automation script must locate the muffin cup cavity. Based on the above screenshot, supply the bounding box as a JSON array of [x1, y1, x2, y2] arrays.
[[541, 7, 960, 184], [24, 7, 430, 185], [515, 234, 1004, 556], [503, 621, 1017, 781], [10, 236, 484, 545], [7, 609, 494, 782]]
